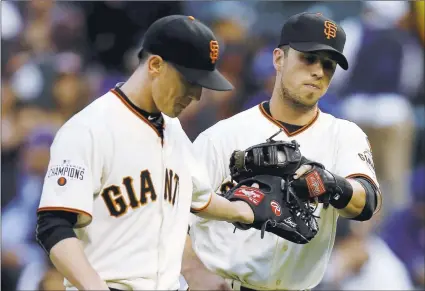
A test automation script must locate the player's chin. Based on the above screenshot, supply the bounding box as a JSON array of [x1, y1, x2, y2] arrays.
[[301, 92, 322, 104], [294, 96, 319, 108]]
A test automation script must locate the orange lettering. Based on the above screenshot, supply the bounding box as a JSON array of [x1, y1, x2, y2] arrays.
[[324, 21, 337, 39], [209, 40, 219, 64]]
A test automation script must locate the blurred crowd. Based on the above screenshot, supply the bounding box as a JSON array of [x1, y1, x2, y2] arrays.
[[1, 1, 424, 290]]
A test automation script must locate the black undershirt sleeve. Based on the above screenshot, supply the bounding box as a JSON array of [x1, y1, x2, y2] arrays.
[[351, 177, 378, 221], [36, 210, 78, 255]]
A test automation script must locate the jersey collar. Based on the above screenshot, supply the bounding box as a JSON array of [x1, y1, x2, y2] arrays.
[[258, 101, 320, 137], [110, 84, 164, 141]]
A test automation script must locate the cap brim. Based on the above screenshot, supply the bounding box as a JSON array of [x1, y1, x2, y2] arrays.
[[173, 64, 234, 91], [289, 42, 349, 70]]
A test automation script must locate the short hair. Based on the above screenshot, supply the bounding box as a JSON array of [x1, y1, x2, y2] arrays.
[[279, 45, 290, 56], [138, 50, 151, 65]]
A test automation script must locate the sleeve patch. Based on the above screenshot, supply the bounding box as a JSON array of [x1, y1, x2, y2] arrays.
[[358, 148, 375, 172], [46, 160, 86, 182]]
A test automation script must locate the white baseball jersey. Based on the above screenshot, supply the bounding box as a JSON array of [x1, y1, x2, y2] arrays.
[[188, 102, 379, 291], [38, 88, 213, 290]]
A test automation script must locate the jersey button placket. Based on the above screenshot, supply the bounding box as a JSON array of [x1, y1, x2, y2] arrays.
[[157, 135, 166, 288]]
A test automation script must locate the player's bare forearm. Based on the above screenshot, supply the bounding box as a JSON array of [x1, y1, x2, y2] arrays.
[[195, 193, 254, 224], [338, 179, 382, 220], [49, 238, 109, 291], [336, 179, 369, 218]]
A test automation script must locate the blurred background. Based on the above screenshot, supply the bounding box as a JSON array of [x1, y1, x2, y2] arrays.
[[1, 1, 424, 290]]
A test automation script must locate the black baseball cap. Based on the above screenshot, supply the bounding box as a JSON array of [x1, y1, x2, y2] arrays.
[[137, 15, 233, 91], [278, 13, 349, 70]]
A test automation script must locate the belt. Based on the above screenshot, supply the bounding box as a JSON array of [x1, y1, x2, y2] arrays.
[[108, 283, 131, 291], [229, 280, 310, 291], [229, 280, 258, 291]]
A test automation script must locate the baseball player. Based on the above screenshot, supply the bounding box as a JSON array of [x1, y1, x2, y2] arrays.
[[182, 13, 382, 291], [35, 15, 256, 291]]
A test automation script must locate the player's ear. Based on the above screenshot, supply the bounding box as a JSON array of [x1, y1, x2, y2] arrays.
[[273, 48, 284, 72], [147, 55, 164, 77]]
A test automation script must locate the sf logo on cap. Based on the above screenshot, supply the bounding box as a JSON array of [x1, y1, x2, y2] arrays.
[[324, 20, 337, 39], [209, 40, 219, 64]]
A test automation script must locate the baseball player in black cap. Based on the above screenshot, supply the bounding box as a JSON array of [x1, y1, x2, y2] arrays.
[[182, 12, 381, 291], [138, 15, 233, 93], [35, 15, 257, 291]]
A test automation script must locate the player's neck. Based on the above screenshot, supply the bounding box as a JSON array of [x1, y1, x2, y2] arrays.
[[269, 94, 318, 126], [119, 69, 160, 114]]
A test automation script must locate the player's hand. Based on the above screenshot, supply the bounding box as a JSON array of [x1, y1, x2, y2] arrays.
[[291, 162, 336, 202], [233, 182, 260, 224], [293, 164, 313, 179], [184, 268, 231, 291], [219, 176, 255, 224], [218, 176, 237, 194], [233, 200, 255, 224]]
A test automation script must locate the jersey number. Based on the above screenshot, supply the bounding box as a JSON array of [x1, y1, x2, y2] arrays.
[[101, 169, 179, 217]]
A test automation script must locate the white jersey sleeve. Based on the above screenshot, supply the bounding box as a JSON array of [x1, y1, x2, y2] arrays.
[[190, 161, 213, 212], [188, 131, 225, 214], [335, 122, 379, 189], [176, 127, 213, 212], [192, 132, 227, 192], [38, 123, 102, 227]]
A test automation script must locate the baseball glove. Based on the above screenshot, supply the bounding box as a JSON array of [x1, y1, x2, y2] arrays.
[[229, 137, 317, 182], [223, 175, 319, 244], [223, 132, 325, 243], [229, 135, 329, 205]]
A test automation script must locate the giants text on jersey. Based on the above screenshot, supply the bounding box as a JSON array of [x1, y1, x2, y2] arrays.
[[38, 88, 212, 290]]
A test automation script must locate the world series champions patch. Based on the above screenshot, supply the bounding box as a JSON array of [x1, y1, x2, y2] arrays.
[[46, 159, 86, 186]]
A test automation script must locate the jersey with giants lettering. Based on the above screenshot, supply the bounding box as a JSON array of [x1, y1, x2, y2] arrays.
[[38, 88, 212, 290], [188, 102, 380, 291]]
